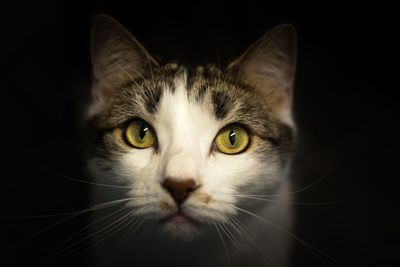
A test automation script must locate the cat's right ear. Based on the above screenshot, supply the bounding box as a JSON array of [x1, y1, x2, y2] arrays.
[[227, 24, 297, 126], [90, 15, 159, 115]]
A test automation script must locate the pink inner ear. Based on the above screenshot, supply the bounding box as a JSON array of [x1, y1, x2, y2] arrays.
[[92, 85, 106, 103], [269, 89, 292, 120], [276, 92, 290, 112]]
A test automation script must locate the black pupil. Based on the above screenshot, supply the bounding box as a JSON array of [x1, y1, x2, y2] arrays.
[[139, 124, 148, 139], [229, 130, 236, 145]]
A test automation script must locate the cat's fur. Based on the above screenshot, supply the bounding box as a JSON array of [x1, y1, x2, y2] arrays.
[[86, 15, 297, 267]]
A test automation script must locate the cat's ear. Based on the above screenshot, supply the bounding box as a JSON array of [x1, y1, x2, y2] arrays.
[[90, 15, 159, 113], [227, 24, 297, 125]]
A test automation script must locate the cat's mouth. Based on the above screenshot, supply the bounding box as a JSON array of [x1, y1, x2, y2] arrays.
[[158, 210, 202, 239], [160, 211, 198, 225]]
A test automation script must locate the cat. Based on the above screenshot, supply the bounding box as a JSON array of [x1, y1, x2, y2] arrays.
[[86, 14, 297, 267]]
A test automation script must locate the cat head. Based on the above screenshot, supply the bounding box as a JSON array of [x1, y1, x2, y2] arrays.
[[87, 15, 296, 239]]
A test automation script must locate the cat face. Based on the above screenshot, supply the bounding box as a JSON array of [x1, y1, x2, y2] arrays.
[[87, 15, 296, 239]]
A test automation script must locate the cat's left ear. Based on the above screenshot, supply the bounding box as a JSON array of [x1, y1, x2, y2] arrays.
[[89, 15, 159, 115], [227, 24, 297, 125]]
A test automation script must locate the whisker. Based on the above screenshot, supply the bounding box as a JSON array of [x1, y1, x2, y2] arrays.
[[42, 206, 129, 264], [227, 216, 250, 242], [106, 216, 143, 262], [3, 197, 136, 219], [211, 221, 231, 266], [231, 205, 346, 267], [232, 195, 337, 205], [240, 156, 336, 198], [220, 221, 247, 258], [115, 216, 142, 246], [71, 212, 137, 262], [40, 208, 136, 266], [37, 165, 132, 189], [228, 216, 273, 265], [62, 213, 136, 265], [12, 198, 135, 247], [226, 216, 257, 253]]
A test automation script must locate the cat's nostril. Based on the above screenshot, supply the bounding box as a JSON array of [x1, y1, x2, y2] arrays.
[[162, 178, 198, 204]]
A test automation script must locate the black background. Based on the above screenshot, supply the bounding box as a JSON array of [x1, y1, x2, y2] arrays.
[[1, 1, 399, 266]]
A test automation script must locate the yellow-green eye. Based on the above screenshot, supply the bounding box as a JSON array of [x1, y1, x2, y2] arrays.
[[215, 125, 249, 154], [125, 119, 156, 148]]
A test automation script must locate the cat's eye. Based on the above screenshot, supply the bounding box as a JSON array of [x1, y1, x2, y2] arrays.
[[124, 119, 156, 149], [215, 125, 249, 154]]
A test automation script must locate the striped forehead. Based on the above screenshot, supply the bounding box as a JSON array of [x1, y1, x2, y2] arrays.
[[148, 66, 237, 121], [95, 65, 247, 130]]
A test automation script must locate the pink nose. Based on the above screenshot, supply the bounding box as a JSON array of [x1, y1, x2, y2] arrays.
[[162, 179, 197, 203]]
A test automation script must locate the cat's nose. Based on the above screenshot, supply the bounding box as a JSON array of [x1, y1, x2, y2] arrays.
[[162, 178, 198, 204]]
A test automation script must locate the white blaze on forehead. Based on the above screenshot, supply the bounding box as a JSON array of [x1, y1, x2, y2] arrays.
[[154, 73, 220, 182]]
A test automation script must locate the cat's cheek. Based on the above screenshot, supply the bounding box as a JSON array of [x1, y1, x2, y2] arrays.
[[88, 158, 113, 173], [120, 149, 158, 172], [114, 150, 161, 189], [88, 157, 127, 185], [206, 153, 264, 189]]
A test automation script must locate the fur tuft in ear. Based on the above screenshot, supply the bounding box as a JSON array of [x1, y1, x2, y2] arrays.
[[227, 24, 297, 124], [90, 15, 159, 115]]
